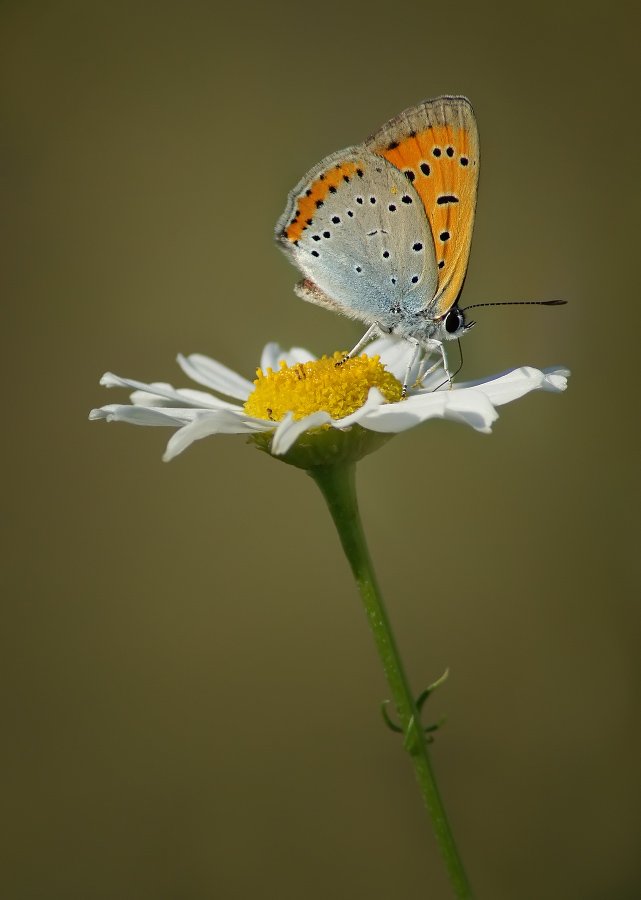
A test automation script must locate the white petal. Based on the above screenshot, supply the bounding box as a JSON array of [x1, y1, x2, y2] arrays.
[[439, 392, 499, 432], [364, 334, 444, 386], [330, 387, 387, 428], [359, 389, 498, 434], [163, 409, 270, 461], [271, 410, 332, 456], [365, 335, 414, 380], [176, 353, 254, 400], [260, 343, 316, 372], [457, 366, 569, 406], [260, 342, 285, 372], [419, 368, 450, 392], [129, 386, 237, 410], [99, 373, 227, 409], [542, 366, 571, 384], [89, 404, 196, 427], [99, 372, 174, 394], [283, 346, 317, 365]]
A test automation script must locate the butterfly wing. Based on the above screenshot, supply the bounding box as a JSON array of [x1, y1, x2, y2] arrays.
[[366, 95, 479, 319], [276, 147, 438, 327]]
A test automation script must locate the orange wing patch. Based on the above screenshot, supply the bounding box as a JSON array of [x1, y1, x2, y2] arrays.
[[283, 161, 359, 244], [369, 97, 479, 316]]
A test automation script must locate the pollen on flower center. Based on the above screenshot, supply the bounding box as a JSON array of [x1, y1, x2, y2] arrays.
[[243, 351, 403, 422]]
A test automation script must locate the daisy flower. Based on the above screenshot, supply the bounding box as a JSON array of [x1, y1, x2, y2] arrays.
[[90, 333, 569, 897], [90, 336, 569, 467]]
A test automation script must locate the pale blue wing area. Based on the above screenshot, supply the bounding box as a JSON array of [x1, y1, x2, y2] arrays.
[[276, 148, 438, 327]]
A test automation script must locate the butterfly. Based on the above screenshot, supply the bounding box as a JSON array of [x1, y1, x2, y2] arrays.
[[275, 95, 480, 391]]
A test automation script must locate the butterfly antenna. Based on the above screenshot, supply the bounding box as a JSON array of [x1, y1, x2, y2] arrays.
[[462, 299, 567, 311]]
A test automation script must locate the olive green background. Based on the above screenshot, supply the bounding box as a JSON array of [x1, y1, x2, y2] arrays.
[[3, 2, 640, 898]]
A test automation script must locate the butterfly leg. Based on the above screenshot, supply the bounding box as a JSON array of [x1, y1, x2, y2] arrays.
[[415, 351, 443, 387], [401, 339, 422, 398], [336, 323, 382, 366], [418, 340, 454, 390]]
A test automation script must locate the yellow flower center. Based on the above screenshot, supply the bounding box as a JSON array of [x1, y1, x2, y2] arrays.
[[243, 351, 403, 422]]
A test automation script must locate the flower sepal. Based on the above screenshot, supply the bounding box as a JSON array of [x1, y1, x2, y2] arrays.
[[249, 420, 395, 470]]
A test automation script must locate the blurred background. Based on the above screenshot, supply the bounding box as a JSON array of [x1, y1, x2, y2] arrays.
[[2, 2, 640, 898]]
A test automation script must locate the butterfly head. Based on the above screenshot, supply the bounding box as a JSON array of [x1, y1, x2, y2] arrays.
[[433, 305, 476, 342]]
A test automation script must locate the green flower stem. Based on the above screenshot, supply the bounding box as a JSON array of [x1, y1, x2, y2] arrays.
[[309, 461, 474, 900]]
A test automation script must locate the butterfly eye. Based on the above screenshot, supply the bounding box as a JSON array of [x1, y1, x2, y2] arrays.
[[444, 307, 465, 335]]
